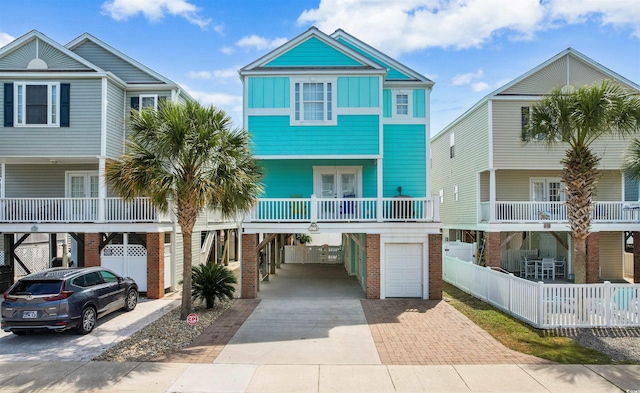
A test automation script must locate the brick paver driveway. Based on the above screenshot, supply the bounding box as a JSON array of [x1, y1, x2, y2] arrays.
[[361, 299, 549, 365]]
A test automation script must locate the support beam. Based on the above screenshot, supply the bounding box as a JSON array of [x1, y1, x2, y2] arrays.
[[255, 233, 277, 253], [346, 233, 366, 252], [269, 236, 276, 274], [549, 232, 568, 250]]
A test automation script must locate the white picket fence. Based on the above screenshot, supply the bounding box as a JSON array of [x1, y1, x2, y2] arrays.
[[443, 255, 640, 328]]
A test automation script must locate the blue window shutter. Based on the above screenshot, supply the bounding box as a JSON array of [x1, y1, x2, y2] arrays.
[[4, 83, 13, 127], [60, 83, 70, 127], [130, 96, 139, 111]]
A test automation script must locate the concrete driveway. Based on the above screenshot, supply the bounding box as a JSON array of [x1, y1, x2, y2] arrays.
[[0, 298, 178, 362]]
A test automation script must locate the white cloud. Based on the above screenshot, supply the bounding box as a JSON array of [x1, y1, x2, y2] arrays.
[[452, 70, 484, 86], [187, 67, 240, 83], [180, 83, 243, 126], [236, 35, 288, 51], [102, 0, 211, 29], [297, 0, 640, 56], [220, 46, 234, 55], [471, 82, 490, 92], [0, 32, 15, 48]]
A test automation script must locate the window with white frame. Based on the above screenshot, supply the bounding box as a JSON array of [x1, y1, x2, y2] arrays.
[[396, 94, 408, 115], [450, 133, 455, 158], [140, 94, 157, 110], [454, 185, 459, 201], [14, 82, 60, 126], [391, 89, 412, 117], [292, 80, 334, 124], [439, 189, 444, 204]]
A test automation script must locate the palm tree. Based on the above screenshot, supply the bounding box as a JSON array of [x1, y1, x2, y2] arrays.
[[523, 80, 640, 283], [191, 263, 237, 309], [105, 100, 262, 319]]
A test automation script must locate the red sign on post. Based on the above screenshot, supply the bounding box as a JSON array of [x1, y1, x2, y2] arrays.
[[187, 313, 198, 325]]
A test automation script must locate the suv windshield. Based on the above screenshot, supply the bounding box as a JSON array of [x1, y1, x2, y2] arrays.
[[9, 280, 62, 296]]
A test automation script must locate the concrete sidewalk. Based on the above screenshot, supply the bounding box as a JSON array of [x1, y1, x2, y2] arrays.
[[0, 361, 638, 392]]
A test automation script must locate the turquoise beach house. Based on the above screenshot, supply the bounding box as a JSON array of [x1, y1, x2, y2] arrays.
[[238, 27, 442, 300]]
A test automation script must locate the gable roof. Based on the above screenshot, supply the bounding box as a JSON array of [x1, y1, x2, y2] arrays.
[[66, 33, 175, 85], [0, 30, 104, 72], [239, 27, 386, 76], [331, 29, 434, 86], [432, 47, 640, 141]]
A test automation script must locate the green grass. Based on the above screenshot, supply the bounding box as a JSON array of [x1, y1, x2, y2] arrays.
[[442, 282, 632, 364]]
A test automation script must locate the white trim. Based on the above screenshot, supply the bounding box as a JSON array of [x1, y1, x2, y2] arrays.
[[101, 77, 108, 157], [13, 81, 61, 127], [0, 161, 5, 198], [488, 100, 493, 168], [240, 69, 387, 78], [312, 166, 363, 198], [381, 117, 426, 125], [425, 86, 432, 197], [65, 170, 99, 198], [139, 94, 158, 110], [255, 154, 381, 160]]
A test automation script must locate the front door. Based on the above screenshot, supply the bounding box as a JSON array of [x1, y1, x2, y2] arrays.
[[315, 167, 360, 198], [531, 178, 564, 219]]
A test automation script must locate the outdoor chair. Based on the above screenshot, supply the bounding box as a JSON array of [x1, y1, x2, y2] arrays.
[[554, 257, 566, 279], [520, 257, 536, 279], [541, 258, 555, 280]]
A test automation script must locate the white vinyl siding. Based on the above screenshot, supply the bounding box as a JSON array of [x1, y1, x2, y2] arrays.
[[0, 38, 90, 70]]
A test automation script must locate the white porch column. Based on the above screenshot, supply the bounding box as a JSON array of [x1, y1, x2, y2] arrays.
[[98, 157, 106, 222], [0, 160, 5, 198], [310, 194, 318, 222], [377, 158, 383, 222], [489, 168, 496, 222]]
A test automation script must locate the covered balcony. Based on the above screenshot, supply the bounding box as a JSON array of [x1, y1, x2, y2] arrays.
[[480, 201, 640, 223], [245, 196, 440, 223]]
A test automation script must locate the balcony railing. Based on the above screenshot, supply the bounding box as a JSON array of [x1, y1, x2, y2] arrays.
[[480, 201, 640, 223], [0, 197, 162, 223], [245, 196, 439, 223]]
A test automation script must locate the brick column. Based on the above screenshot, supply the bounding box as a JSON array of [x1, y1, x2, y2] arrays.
[[586, 232, 600, 283], [146, 232, 165, 299], [84, 233, 101, 267], [428, 233, 443, 300], [366, 234, 380, 299], [634, 232, 640, 284], [484, 232, 501, 268], [241, 233, 258, 299]]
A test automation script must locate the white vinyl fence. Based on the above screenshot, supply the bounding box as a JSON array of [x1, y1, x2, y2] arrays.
[[284, 245, 342, 264], [443, 241, 476, 262], [443, 255, 640, 328]]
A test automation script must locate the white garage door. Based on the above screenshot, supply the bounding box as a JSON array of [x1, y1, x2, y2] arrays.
[[385, 243, 423, 298]]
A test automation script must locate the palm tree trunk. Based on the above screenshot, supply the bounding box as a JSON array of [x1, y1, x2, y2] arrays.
[[573, 237, 587, 284], [180, 228, 193, 320]]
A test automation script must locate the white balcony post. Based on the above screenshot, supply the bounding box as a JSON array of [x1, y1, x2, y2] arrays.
[[310, 194, 318, 222], [98, 157, 106, 222], [432, 194, 440, 221], [489, 168, 496, 222], [377, 158, 383, 222]]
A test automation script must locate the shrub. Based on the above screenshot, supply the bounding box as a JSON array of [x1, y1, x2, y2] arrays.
[[191, 263, 237, 309]]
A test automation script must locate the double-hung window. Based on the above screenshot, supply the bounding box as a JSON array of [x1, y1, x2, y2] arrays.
[[292, 79, 335, 125], [396, 94, 408, 115], [14, 82, 60, 126]]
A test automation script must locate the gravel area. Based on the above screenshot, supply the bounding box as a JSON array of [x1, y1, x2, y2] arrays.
[[94, 299, 232, 362], [547, 327, 640, 363]]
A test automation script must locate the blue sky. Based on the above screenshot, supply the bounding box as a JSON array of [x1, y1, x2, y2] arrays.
[[1, 0, 639, 134]]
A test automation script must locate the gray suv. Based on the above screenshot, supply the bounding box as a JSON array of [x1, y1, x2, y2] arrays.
[[1, 267, 138, 335]]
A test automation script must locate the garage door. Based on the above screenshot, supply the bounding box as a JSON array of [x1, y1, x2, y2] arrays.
[[385, 243, 423, 298]]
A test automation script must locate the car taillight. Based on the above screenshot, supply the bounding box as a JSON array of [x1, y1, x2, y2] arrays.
[[3, 291, 17, 302], [43, 291, 74, 301]]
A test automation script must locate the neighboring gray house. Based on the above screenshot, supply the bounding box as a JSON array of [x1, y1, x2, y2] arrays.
[[431, 48, 640, 284], [0, 30, 236, 297]]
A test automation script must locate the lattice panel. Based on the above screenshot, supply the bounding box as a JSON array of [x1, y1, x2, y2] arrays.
[[103, 245, 125, 257], [128, 245, 147, 257], [14, 245, 49, 277]]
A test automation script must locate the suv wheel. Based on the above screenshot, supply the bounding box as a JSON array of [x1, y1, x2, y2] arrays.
[[76, 307, 97, 335], [124, 289, 138, 311]]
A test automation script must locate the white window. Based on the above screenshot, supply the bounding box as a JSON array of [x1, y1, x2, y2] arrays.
[[450, 133, 455, 158], [291, 79, 335, 125], [140, 94, 157, 110], [454, 185, 459, 201], [391, 89, 412, 117], [14, 82, 60, 126], [439, 189, 444, 204]]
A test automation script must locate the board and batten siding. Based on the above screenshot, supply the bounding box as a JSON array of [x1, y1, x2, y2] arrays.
[[71, 41, 162, 83], [431, 102, 490, 227], [383, 124, 425, 197], [494, 170, 621, 201], [492, 100, 631, 170], [105, 81, 126, 158], [248, 77, 289, 108], [258, 159, 377, 198], [0, 39, 90, 70], [265, 37, 363, 67], [500, 54, 616, 96], [382, 89, 426, 118], [337, 77, 379, 107], [599, 232, 623, 280], [4, 164, 98, 198], [248, 115, 379, 156], [0, 79, 102, 156]]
